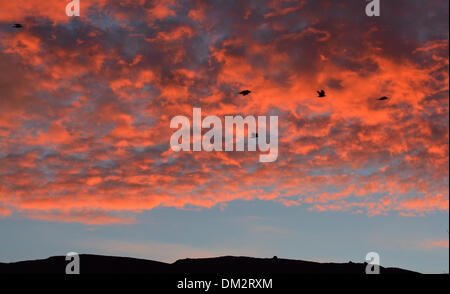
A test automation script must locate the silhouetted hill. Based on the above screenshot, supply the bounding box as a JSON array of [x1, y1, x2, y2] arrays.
[[0, 254, 419, 274]]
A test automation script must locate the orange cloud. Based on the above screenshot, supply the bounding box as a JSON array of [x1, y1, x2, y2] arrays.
[[0, 207, 11, 217], [0, 0, 448, 224], [424, 239, 449, 249]]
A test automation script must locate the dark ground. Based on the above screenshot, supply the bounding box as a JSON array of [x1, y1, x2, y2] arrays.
[[0, 254, 419, 274]]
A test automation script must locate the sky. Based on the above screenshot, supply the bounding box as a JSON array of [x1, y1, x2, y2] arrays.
[[0, 0, 448, 273]]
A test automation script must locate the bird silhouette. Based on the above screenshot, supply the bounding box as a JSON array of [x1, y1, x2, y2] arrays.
[[377, 96, 388, 101], [239, 90, 251, 96], [12, 24, 23, 28], [317, 90, 326, 97]]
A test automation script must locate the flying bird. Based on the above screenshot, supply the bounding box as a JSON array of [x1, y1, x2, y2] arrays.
[[239, 90, 251, 96], [12, 24, 23, 28], [378, 96, 389, 101], [317, 90, 326, 98]]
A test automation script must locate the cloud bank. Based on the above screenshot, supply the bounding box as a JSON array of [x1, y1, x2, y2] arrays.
[[0, 0, 448, 224]]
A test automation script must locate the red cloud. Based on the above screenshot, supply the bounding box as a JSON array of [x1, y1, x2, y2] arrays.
[[0, 0, 448, 224]]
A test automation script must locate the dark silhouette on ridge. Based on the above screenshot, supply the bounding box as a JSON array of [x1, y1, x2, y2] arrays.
[[239, 90, 251, 96], [12, 24, 23, 28], [0, 254, 419, 274], [378, 96, 389, 101], [317, 90, 326, 97]]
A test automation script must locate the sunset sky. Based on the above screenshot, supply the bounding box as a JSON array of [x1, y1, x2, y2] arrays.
[[0, 0, 448, 273]]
